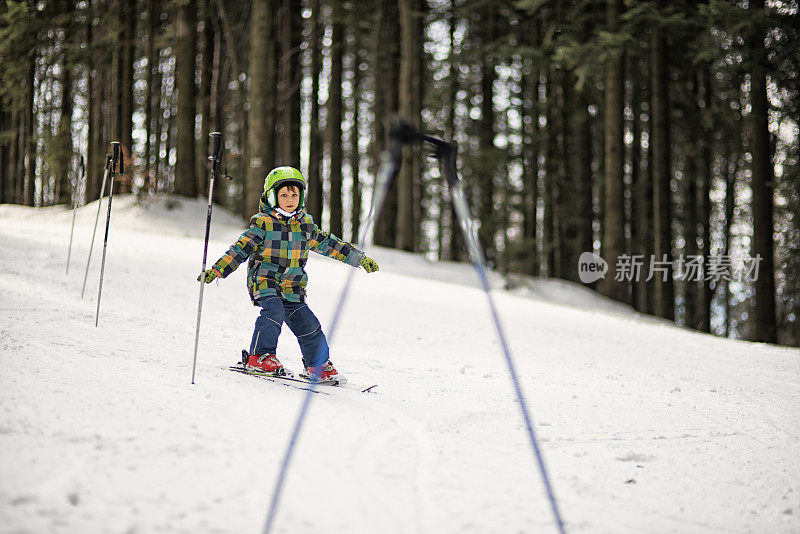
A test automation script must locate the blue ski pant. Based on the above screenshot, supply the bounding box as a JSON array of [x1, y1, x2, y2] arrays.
[[250, 296, 329, 368]]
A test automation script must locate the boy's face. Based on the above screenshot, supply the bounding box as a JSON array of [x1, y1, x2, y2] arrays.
[[276, 185, 300, 212]]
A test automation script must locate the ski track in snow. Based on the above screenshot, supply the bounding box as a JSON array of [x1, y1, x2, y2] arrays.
[[1, 196, 799, 534]]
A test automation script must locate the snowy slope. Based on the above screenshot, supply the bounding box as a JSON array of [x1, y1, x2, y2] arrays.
[[1, 195, 798, 534]]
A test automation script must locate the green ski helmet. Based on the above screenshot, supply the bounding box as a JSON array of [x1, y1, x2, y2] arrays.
[[263, 166, 306, 208]]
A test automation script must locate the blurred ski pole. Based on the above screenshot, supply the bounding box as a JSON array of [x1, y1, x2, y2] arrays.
[[66, 156, 85, 275], [81, 154, 112, 298], [427, 135, 567, 534]]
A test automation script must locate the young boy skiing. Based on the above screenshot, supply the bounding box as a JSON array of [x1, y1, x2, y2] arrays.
[[198, 166, 379, 383]]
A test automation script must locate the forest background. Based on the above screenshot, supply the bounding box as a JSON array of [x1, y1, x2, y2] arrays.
[[0, 0, 798, 346]]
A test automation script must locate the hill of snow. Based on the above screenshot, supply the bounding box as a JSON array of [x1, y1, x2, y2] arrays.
[[1, 195, 798, 534]]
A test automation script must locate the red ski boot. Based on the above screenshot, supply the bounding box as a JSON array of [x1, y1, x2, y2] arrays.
[[304, 360, 346, 384], [246, 353, 291, 377]]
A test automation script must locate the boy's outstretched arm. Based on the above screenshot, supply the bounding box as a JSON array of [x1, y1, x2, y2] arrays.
[[198, 222, 265, 283], [308, 225, 378, 272]]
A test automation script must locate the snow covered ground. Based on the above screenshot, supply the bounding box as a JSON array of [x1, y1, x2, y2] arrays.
[[1, 195, 798, 534]]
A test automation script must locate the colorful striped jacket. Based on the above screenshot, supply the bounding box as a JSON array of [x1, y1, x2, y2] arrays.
[[210, 198, 364, 303]]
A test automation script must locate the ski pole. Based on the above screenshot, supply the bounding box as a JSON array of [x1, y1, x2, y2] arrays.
[[428, 137, 567, 534], [191, 132, 230, 384], [81, 154, 112, 298], [95, 142, 122, 327], [262, 117, 413, 534], [66, 156, 85, 275]]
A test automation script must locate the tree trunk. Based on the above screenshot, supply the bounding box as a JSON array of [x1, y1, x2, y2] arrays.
[[650, 0, 674, 320], [560, 72, 592, 282], [86, 63, 99, 202], [328, 1, 344, 237], [350, 32, 363, 244], [0, 104, 8, 204], [4, 107, 19, 204], [152, 53, 164, 191], [210, 5, 223, 154], [175, 0, 198, 197], [631, 56, 652, 314], [120, 0, 135, 178], [683, 75, 701, 329], [9, 108, 21, 204], [697, 69, 712, 333], [599, 0, 628, 302], [445, 1, 463, 262], [307, 0, 323, 223], [543, 71, 558, 277], [684, 69, 714, 332], [86, 0, 103, 203], [396, 0, 420, 252], [55, 51, 74, 205], [15, 105, 25, 204], [412, 1, 424, 253], [521, 52, 539, 275], [165, 89, 176, 191], [144, 0, 157, 193], [575, 93, 593, 264], [24, 57, 35, 207], [247, 0, 277, 214], [214, 0, 245, 129], [279, 0, 301, 167], [58, 65, 73, 205], [477, 6, 497, 265], [724, 151, 737, 337], [196, 0, 214, 195], [111, 11, 121, 155], [371, 0, 400, 247], [748, 0, 777, 343], [556, 70, 572, 280], [42, 71, 54, 206]]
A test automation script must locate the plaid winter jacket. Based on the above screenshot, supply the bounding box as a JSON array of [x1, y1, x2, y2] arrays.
[[210, 198, 364, 303]]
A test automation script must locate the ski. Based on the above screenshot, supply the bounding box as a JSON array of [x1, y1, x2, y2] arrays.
[[236, 350, 377, 393], [229, 364, 378, 393], [230, 364, 337, 384], [228, 365, 331, 395]]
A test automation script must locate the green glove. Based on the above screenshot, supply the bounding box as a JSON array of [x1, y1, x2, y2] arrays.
[[359, 255, 379, 273], [197, 268, 220, 283]]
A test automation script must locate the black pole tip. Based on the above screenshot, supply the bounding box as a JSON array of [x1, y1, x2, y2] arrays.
[[389, 116, 422, 144], [110, 142, 122, 174], [209, 132, 223, 163]]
